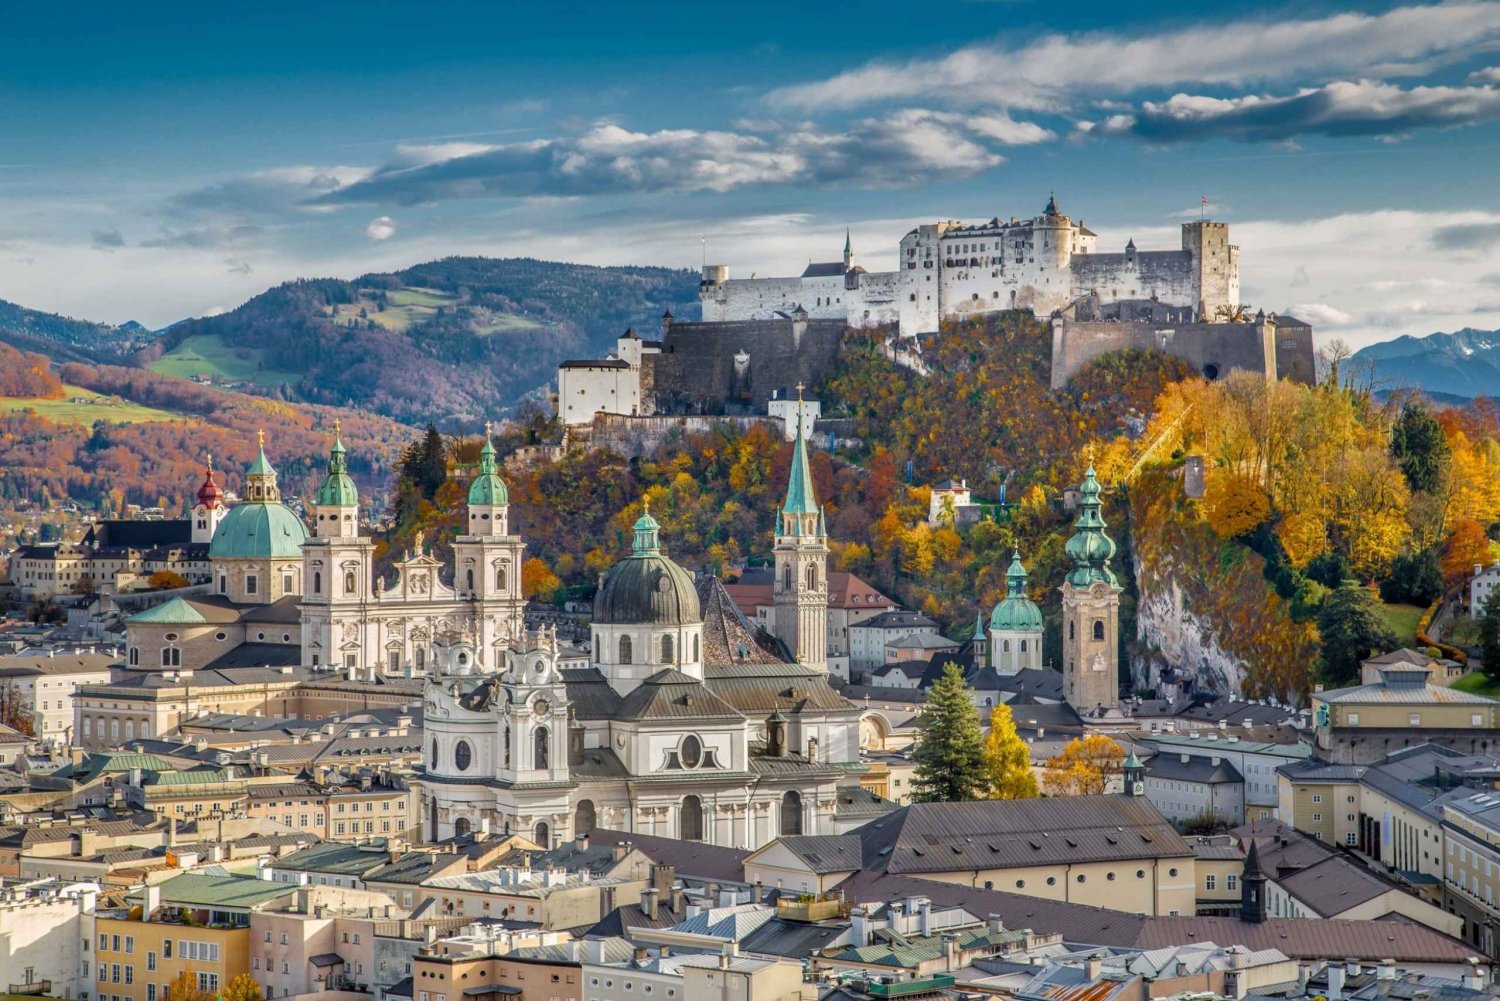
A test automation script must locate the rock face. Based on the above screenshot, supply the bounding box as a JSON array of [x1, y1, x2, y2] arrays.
[[1127, 466, 1318, 702]]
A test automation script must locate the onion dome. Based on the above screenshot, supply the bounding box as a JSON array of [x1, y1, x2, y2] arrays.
[[1064, 465, 1119, 587], [195, 457, 224, 510], [592, 501, 701, 626], [315, 427, 358, 508], [990, 551, 1044, 632], [468, 432, 508, 507]]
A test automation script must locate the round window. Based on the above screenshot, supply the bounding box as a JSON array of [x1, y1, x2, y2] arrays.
[[680, 735, 702, 769], [1046, 876, 1056, 886], [1136, 870, 1145, 879], [214, 632, 227, 642], [454, 740, 473, 772], [165, 633, 178, 642], [1168, 867, 1179, 878]]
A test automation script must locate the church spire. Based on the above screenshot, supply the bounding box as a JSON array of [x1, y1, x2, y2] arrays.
[[843, 228, 853, 269], [782, 384, 819, 532], [1064, 464, 1117, 587], [467, 421, 509, 508], [631, 498, 662, 556], [244, 429, 280, 503], [315, 419, 358, 509]]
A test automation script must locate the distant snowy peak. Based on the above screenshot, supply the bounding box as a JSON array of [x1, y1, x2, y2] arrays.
[[1353, 328, 1500, 400]]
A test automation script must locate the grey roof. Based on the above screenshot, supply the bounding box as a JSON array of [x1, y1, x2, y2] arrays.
[[1320, 677, 1497, 705], [593, 550, 700, 626], [801, 262, 847, 278], [1144, 754, 1244, 785], [560, 358, 630, 369], [561, 667, 625, 720], [202, 642, 300, 670], [704, 662, 858, 715], [738, 916, 846, 959], [777, 835, 864, 873], [854, 611, 939, 632], [850, 797, 1192, 874], [997, 668, 1066, 702], [587, 827, 748, 882], [615, 669, 745, 722], [1277, 853, 1403, 916]]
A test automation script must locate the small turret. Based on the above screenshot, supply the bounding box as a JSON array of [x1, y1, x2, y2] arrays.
[[243, 430, 280, 503], [1240, 838, 1267, 924], [313, 421, 359, 539], [1122, 749, 1144, 796], [843, 228, 854, 270]]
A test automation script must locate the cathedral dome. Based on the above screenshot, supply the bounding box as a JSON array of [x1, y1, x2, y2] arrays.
[[990, 551, 1042, 632], [210, 502, 308, 560], [315, 436, 359, 507], [468, 438, 508, 506], [592, 505, 701, 626]]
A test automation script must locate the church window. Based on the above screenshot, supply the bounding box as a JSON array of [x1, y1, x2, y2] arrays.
[[314, 572, 322, 594], [680, 795, 704, 842], [389, 650, 402, 673], [782, 565, 792, 591], [1068, 621, 1074, 640], [465, 569, 474, 592], [1003, 640, 1010, 653], [661, 634, 673, 664], [219, 576, 227, 593], [344, 571, 356, 595], [781, 791, 803, 836], [806, 564, 817, 590], [496, 567, 507, 590], [693, 635, 699, 662], [619, 635, 633, 665], [453, 817, 470, 838], [534, 820, 550, 848], [246, 574, 258, 595], [503, 725, 511, 768], [575, 800, 596, 836], [1020, 639, 1028, 652], [128, 648, 139, 666], [534, 727, 549, 770], [454, 741, 472, 772], [680, 735, 702, 768], [283, 572, 294, 594], [430, 740, 437, 768], [416, 648, 426, 670], [160, 647, 180, 668], [1093, 620, 1105, 641]]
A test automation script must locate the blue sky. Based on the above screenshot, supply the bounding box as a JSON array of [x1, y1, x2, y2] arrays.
[[4, 0, 1500, 345]]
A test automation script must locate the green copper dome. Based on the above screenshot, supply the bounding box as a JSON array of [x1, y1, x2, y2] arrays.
[[315, 436, 359, 508], [990, 551, 1043, 632], [1065, 465, 1119, 587], [468, 437, 509, 506], [593, 502, 701, 626], [209, 502, 308, 559]]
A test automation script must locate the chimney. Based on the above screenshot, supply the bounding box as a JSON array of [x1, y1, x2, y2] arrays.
[[918, 899, 933, 937], [640, 886, 659, 921], [575, 832, 589, 852], [142, 884, 160, 921], [1379, 960, 1397, 981], [851, 906, 872, 946], [1296, 964, 1311, 997], [584, 937, 606, 965], [1464, 960, 1487, 991], [754, 879, 764, 904], [612, 841, 628, 862], [719, 950, 731, 970], [1345, 959, 1360, 977], [1327, 965, 1346, 1001], [987, 914, 1004, 934], [942, 933, 960, 971], [669, 880, 684, 914], [1086, 952, 1103, 980], [634, 946, 648, 965]]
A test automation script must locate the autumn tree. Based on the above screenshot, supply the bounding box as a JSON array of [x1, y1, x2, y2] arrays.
[[148, 570, 190, 590], [1042, 735, 1125, 796], [0, 681, 35, 736], [1443, 518, 1494, 585], [71, 573, 97, 596], [221, 973, 265, 1001], [521, 557, 562, 603], [911, 663, 986, 803], [1317, 580, 1397, 686], [165, 967, 213, 1001], [981, 703, 1039, 799]]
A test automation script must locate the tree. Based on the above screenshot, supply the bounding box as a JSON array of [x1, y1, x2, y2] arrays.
[[521, 557, 562, 603], [1443, 517, 1493, 585], [1317, 580, 1398, 686], [71, 573, 97, 596], [1380, 549, 1442, 606], [1391, 402, 1450, 494], [165, 967, 213, 1001], [981, 703, 1039, 799], [221, 973, 265, 1001], [911, 662, 986, 803], [0, 681, 35, 736], [147, 570, 190, 590], [1481, 588, 1500, 682], [1041, 735, 1125, 796]]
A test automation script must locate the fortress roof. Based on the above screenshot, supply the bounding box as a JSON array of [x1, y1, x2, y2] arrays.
[[559, 358, 630, 369], [800, 261, 848, 278]]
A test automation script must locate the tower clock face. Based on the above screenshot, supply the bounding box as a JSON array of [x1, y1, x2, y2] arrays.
[[533, 699, 550, 717]]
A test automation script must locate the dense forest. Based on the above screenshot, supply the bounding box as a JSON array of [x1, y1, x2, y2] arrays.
[[0, 298, 148, 363], [134, 258, 700, 425]]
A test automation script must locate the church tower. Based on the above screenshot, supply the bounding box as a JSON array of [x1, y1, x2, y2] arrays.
[[1060, 464, 1122, 714], [190, 456, 225, 544], [843, 229, 854, 271], [301, 423, 375, 674], [989, 551, 1043, 677], [774, 387, 828, 673], [452, 425, 527, 665]]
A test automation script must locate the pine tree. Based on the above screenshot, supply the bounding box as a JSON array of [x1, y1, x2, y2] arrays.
[[1480, 588, 1500, 682], [1390, 402, 1450, 494], [981, 702, 1039, 799], [911, 662, 986, 803], [1317, 580, 1398, 686]]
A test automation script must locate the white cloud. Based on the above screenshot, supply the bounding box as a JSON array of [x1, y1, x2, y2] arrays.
[[966, 112, 1056, 145], [1288, 302, 1355, 326], [767, 3, 1500, 111], [365, 216, 397, 241]]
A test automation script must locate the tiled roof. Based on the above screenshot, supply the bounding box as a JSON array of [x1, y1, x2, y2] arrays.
[[704, 662, 858, 715], [587, 827, 749, 882], [1143, 754, 1243, 785]]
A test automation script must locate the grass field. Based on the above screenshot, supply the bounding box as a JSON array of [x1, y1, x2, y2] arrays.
[[1380, 602, 1424, 647], [1454, 672, 1500, 698], [0, 384, 183, 425], [334, 285, 543, 336], [149, 333, 299, 386], [1447, 613, 1483, 648]]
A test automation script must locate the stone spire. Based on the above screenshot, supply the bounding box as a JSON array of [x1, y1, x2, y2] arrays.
[[1240, 838, 1267, 924], [782, 384, 821, 534], [244, 429, 280, 503], [1064, 465, 1118, 587]]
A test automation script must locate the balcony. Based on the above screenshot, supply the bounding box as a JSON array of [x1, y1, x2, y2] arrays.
[[776, 895, 843, 922], [8, 980, 51, 996], [867, 975, 957, 998]]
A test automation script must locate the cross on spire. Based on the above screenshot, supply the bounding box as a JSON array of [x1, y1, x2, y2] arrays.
[[256, 428, 265, 449], [332, 417, 342, 438], [205, 452, 213, 472], [796, 381, 805, 402], [484, 420, 493, 438]]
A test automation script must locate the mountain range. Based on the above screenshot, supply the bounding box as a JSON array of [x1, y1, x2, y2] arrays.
[[1352, 328, 1500, 400], [0, 257, 699, 427]]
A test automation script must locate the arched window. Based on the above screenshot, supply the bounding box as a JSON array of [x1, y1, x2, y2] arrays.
[[465, 569, 475, 592], [681, 795, 704, 842], [128, 648, 139, 666], [661, 634, 674, 664], [1068, 621, 1075, 640], [454, 740, 472, 772], [160, 647, 180, 667], [503, 725, 511, 768], [680, 735, 702, 768], [344, 571, 356, 595], [534, 820, 550, 848], [693, 634, 699, 662], [782, 565, 792, 591], [619, 635, 633, 665], [430, 739, 438, 768], [575, 799, 596, 836], [534, 727, 549, 770], [496, 566, 507, 590], [314, 571, 322, 594], [781, 790, 803, 835], [806, 564, 817, 590], [1093, 620, 1105, 641], [453, 817, 471, 838], [1020, 639, 1028, 652], [1003, 640, 1011, 653]]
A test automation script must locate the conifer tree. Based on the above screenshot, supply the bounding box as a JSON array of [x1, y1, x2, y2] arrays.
[[911, 662, 986, 803], [1480, 588, 1500, 682], [1317, 580, 1398, 686], [981, 702, 1039, 799]]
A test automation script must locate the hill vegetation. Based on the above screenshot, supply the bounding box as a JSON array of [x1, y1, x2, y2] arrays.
[[0, 299, 151, 362], [137, 258, 700, 425]]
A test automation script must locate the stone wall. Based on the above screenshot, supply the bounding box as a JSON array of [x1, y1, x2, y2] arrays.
[[1050, 318, 1279, 389], [576, 413, 781, 459], [644, 317, 845, 415]]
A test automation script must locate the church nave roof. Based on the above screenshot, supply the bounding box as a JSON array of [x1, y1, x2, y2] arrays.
[[615, 668, 744, 722]]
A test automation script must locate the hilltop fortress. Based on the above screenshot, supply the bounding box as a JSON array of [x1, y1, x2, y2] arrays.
[[700, 195, 1240, 336]]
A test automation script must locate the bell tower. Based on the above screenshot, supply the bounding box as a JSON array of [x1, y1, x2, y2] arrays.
[[1060, 462, 1122, 714], [773, 385, 828, 673], [301, 422, 375, 674], [452, 424, 527, 664], [190, 455, 225, 545]]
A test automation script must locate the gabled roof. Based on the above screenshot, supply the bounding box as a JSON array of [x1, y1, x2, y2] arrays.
[[801, 262, 847, 278], [615, 669, 744, 722], [774, 835, 863, 873], [127, 597, 207, 625], [587, 827, 749, 882]]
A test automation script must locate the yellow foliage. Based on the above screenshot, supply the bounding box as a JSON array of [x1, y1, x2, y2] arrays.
[[1204, 470, 1271, 539], [1041, 735, 1124, 796]]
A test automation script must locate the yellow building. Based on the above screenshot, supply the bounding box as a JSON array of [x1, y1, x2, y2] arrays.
[[1312, 668, 1500, 764]]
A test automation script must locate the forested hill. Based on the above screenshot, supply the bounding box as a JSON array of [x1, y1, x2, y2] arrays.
[[134, 257, 701, 427], [0, 299, 151, 363]]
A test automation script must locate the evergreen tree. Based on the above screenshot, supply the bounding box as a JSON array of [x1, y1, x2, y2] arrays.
[[1317, 580, 1398, 686], [981, 702, 1039, 799], [1480, 588, 1500, 682], [1380, 549, 1443, 606], [399, 423, 449, 501], [911, 663, 986, 803], [1391, 402, 1450, 494]]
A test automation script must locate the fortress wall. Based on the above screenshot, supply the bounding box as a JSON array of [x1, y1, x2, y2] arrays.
[[579, 413, 781, 459], [1273, 323, 1318, 384], [700, 275, 848, 323], [645, 318, 846, 414], [1069, 251, 1197, 307], [850, 270, 907, 330], [1051, 319, 1276, 389]]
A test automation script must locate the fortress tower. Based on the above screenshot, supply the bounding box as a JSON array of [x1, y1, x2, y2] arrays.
[[1060, 463, 1122, 714]]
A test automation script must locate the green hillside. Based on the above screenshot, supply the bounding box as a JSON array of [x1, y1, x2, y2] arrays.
[[150, 333, 301, 386]]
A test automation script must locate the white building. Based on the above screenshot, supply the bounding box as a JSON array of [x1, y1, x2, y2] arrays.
[[849, 611, 941, 674], [0, 878, 99, 1001], [0, 651, 113, 747], [700, 197, 1240, 337], [928, 479, 971, 526], [766, 393, 820, 442], [1473, 563, 1500, 617], [1141, 751, 1246, 826], [556, 330, 661, 426], [1140, 731, 1310, 822]]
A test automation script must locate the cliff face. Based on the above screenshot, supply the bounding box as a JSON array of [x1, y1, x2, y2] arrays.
[[1128, 466, 1317, 702]]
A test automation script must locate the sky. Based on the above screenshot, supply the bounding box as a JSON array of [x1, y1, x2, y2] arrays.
[[3, 0, 1500, 347]]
